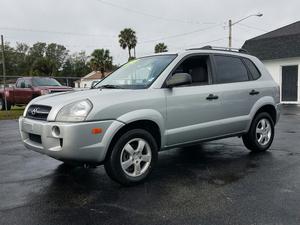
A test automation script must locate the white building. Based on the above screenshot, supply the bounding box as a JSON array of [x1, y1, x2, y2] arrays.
[[74, 71, 111, 88], [243, 21, 300, 104]]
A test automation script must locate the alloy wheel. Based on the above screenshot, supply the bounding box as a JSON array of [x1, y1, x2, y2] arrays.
[[120, 138, 152, 177], [256, 118, 272, 146]]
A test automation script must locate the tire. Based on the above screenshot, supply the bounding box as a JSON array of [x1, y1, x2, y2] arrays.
[[104, 129, 158, 186], [242, 112, 274, 152], [0, 98, 11, 111]]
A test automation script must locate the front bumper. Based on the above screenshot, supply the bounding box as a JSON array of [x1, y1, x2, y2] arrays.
[[19, 117, 124, 163]]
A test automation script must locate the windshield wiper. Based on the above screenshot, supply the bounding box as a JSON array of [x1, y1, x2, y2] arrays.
[[98, 84, 123, 89]]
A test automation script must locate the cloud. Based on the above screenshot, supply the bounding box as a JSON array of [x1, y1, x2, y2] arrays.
[[0, 0, 299, 64]]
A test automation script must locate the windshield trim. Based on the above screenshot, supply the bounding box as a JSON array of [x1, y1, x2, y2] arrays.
[[94, 54, 178, 89]]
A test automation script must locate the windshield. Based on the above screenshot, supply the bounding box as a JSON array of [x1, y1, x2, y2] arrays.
[[95, 54, 177, 89], [32, 77, 62, 87]]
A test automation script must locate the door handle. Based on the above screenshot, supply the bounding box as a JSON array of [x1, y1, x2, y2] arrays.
[[249, 89, 260, 95], [206, 94, 219, 100]]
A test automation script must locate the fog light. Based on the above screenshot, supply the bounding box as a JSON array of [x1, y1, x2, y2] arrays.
[[52, 126, 60, 137]]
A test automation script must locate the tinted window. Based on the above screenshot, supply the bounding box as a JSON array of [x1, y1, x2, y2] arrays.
[[214, 55, 249, 83], [243, 58, 261, 80], [16, 79, 24, 88], [24, 79, 32, 88], [172, 55, 211, 86]]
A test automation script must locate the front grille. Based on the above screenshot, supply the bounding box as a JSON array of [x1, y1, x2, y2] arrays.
[[26, 105, 51, 121], [29, 133, 42, 144]]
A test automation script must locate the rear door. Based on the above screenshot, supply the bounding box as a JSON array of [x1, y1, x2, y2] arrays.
[[211, 55, 261, 134]]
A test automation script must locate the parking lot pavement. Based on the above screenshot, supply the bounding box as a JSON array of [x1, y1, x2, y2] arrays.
[[0, 105, 300, 225]]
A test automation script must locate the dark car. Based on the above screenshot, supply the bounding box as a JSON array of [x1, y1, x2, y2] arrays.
[[0, 77, 72, 110]]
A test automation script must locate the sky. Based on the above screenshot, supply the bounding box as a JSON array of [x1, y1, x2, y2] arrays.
[[0, 0, 299, 64]]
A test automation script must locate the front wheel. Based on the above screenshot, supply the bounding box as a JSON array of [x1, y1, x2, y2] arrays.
[[242, 112, 274, 152], [104, 129, 158, 186]]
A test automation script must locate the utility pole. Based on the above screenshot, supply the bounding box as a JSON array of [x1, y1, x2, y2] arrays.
[[228, 13, 263, 48], [1, 35, 7, 111], [228, 19, 232, 49]]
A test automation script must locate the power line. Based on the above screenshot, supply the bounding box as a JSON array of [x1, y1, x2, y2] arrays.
[[236, 23, 268, 32], [95, 0, 218, 25], [2, 24, 223, 46], [180, 37, 228, 49], [139, 37, 227, 55], [0, 27, 116, 38], [139, 24, 222, 44]]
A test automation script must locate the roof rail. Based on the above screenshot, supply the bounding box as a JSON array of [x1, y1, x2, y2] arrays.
[[187, 45, 249, 54]]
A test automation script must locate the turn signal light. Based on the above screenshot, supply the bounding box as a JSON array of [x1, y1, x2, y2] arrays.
[[92, 128, 102, 134]]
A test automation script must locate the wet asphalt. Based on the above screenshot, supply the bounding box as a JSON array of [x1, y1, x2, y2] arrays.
[[0, 105, 300, 225]]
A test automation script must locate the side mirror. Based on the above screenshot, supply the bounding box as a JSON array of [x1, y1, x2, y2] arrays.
[[166, 73, 192, 88]]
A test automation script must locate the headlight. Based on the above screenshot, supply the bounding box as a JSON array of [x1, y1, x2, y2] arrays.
[[41, 89, 50, 95], [56, 99, 93, 122]]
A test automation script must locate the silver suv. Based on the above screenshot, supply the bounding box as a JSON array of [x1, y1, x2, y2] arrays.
[[19, 46, 280, 185]]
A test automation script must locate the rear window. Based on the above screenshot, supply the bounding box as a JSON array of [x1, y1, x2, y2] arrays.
[[243, 58, 261, 80], [214, 55, 249, 84]]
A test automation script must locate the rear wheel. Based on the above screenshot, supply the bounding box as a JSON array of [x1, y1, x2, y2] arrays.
[[104, 129, 158, 186], [242, 112, 274, 152], [0, 98, 11, 110]]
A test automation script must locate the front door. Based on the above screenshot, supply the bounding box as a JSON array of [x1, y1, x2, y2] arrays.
[[282, 65, 298, 102], [165, 54, 224, 147], [14, 79, 33, 104]]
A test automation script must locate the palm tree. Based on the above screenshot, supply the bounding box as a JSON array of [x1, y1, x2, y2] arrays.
[[118, 28, 137, 61], [155, 43, 168, 53], [89, 49, 113, 78]]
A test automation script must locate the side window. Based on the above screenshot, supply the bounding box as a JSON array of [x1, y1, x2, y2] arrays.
[[24, 79, 32, 88], [214, 55, 249, 84], [243, 58, 261, 80], [171, 55, 211, 86], [16, 79, 24, 88]]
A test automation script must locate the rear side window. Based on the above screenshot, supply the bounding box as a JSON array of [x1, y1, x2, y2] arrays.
[[243, 58, 261, 80], [16, 79, 24, 88], [214, 55, 249, 84]]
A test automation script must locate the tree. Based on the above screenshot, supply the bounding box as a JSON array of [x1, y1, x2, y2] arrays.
[[61, 51, 90, 77], [45, 43, 68, 75], [155, 43, 168, 53], [14, 43, 30, 75], [27, 42, 47, 75], [27, 42, 68, 76], [0, 42, 17, 75], [89, 49, 113, 78], [118, 28, 137, 61]]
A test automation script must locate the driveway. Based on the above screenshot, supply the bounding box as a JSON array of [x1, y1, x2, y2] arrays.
[[1, 105, 300, 225]]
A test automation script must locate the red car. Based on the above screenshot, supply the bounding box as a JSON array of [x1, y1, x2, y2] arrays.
[[0, 77, 72, 110]]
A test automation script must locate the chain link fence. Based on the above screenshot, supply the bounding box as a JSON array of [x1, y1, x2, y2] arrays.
[[0, 76, 80, 88]]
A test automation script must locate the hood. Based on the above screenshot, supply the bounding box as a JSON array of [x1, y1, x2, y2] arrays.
[[27, 88, 136, 121], [31, 89, 123, 106]]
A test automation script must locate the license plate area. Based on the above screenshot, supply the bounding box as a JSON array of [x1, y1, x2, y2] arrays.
[[29, 133, 42, 144]]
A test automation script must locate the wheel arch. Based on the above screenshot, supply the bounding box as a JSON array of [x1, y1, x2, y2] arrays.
[[253, 105, 277, 124], [104, 119, 163, 162], [247, 97, 277, 131]]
